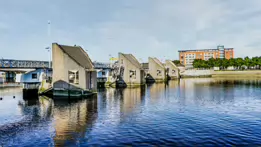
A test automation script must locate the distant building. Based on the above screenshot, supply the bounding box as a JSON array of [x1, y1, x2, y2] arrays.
[[96, 69, 110, 80], [93, 61, 112, 88], [178, 45, 234, 68], [0, 72, 5, 84], [96, 68, 112, 88], [18, 68, 51, 89], [141, 63, 149, 73]]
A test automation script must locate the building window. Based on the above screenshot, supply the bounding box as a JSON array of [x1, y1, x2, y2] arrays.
[[102, 71, 106, 76], [157, 70, 162, 76], [129, 70, 136, 79], [121, 59, 123, 64], [68, 70, 79, 84], [32, 73, 37, 79]]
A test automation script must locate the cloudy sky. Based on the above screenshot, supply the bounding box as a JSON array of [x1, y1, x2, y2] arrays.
[[1, 0, 261, 62]]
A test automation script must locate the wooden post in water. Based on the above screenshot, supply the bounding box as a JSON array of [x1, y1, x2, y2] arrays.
[[68, 74, 71, 101]]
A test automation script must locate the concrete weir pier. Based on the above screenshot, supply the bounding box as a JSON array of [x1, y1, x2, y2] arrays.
[[146, 57, 166, 83], [114, 53, 146, 88], [45, 43, 97, 98], [165, 60, 180, 80]]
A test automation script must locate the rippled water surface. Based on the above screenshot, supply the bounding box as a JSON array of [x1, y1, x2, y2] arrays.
[[1, 78, 261, 146]]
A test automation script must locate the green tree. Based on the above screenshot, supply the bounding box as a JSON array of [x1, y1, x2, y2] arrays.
[[192, 56, 261, 70], [193, 59, 210, 69], [257, 56, 261, 69], [214, 58, 222, 68], [193, 59, 202, 69], [235, 58, 244, 69], [202, 60, 209, 69], [208, 58, 215, 68], [244, 56, 251, 69], [228, 58, 233, 67], [173, 60, 182, 66], [222, 59, 230, 69], [252, 57, 259, 69]]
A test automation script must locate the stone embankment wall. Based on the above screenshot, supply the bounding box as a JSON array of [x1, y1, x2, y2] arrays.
[[180, 70, 212, 78], [181, 70, 261, 78], [212, 70, 261, 78]]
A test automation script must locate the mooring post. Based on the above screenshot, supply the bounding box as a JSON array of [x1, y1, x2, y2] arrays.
[[68, 83, 71, 101]]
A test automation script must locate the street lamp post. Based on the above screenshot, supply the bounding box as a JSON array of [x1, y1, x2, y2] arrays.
[[47, 21, 51, 68], [1, 57, 3, 67], [109, 54, 112, 68], [1, 58, 4, 84], [45, 47, 51, 68]]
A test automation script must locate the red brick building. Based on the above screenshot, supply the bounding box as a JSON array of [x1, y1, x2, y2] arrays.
[[178, 45, 234, 68]]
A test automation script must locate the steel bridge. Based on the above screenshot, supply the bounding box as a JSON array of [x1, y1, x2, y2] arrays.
[[0, 59, 111, 69], [92, 62, 111, 69], [0, 59, 49, 68]]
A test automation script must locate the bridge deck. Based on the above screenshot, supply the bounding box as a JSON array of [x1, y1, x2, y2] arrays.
[[0, 59, 112, 69]]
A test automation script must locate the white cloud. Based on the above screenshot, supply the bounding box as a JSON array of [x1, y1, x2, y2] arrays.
[[1, 0, 261, 61]]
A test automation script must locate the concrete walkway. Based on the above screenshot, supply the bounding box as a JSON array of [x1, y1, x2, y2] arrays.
[[0, 83, 22, 88]]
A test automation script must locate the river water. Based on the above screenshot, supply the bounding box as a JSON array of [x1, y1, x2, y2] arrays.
[[0, 78, 261, 146]]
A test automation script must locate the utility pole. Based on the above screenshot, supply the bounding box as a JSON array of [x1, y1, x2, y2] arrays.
[[1, 58, 4, 84], [47, 20, 51, 68], [1, 57, 3, 67], [45, 47, 51, 68], [109, 54, 112, 68]]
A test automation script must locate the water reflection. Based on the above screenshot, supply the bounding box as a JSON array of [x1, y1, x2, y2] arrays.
[[0, 97, 52, 145], [52, 97, 98, 146], [1, 78, 261, 146], [97, 87, 146, 125], [120, 87, 145, 114], [0, 92, 98, 146]]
